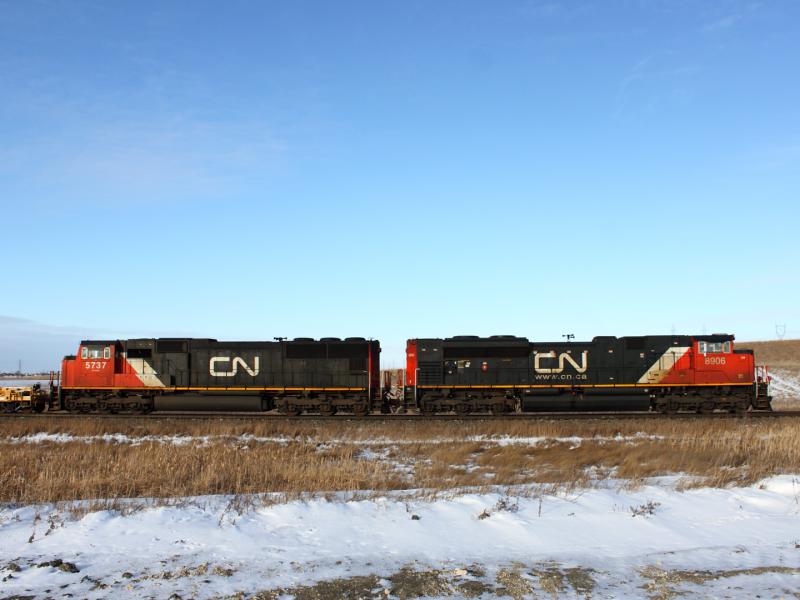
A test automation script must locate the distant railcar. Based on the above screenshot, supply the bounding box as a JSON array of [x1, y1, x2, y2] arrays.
[[60, 337, 381, 415], [0, 385, 47, 413], [405, 334, 771, 414]]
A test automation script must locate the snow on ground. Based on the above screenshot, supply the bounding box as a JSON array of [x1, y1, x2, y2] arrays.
[[771, 369, 800, 403], [0, 379, 51, 388], [2, 477, 800, 599], [3, 432, 664, 447]]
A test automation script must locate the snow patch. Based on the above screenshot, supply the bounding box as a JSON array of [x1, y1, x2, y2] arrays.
[[2, 432, 665, 447], [770, 369, 800, 401], [2, 477, 799, 598]]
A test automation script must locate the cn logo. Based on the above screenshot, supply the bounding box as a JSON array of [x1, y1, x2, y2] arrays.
[[534, 351, 588, 374], [209, 356, 260, 377]]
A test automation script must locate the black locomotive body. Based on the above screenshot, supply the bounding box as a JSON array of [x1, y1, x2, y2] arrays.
[[61, 337, 381, 415], [406, 334, 762, 414]]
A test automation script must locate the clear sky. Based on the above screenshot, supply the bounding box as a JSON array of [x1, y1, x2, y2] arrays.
[[1, 0, 799, 371]]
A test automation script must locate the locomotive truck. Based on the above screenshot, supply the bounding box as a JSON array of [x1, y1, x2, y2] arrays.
[[56, 332, 771, 415]]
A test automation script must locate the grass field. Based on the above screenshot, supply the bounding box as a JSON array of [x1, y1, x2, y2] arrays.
[[4, 407, 800, 598], [2, 416, 800, 505]]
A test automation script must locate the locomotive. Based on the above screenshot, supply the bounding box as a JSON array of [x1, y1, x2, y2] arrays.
[[406, 334, 771, 414], [56, 332, 771, 415], [60, 337, 381, 415]]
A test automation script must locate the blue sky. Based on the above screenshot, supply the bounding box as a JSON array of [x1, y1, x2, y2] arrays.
[[1, 0, 799, 370]]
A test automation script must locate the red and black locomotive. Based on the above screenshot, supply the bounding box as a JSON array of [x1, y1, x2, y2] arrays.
[[58, 332, 771, 415], [406, 334, 771, 414], [60, 337, 381, 415]]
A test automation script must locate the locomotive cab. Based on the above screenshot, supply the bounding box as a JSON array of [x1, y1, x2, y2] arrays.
[[74, 341, 117, 388], [693, 335, 753, 385]]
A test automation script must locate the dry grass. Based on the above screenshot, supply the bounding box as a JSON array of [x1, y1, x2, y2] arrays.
[[0, 440, 399, 505], [0, 416, 650, 441], [2, 417, 800, 505]]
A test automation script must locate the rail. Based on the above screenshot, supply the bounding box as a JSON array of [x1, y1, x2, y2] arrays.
[[1, 409, 798, 421]]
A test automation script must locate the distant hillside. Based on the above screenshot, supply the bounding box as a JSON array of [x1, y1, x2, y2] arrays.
[[735, 339, 800, 370], [735, 339, 799, 409]]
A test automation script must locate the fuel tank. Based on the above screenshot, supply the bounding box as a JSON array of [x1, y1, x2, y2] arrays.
[[154, 394, 270, 412], [521, 389, 651, 412]]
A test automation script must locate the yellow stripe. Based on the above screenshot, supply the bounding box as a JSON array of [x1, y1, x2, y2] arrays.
[[417, 382, 752, 389], [62, 383, 752, 391], [61, 386, 367, 392]]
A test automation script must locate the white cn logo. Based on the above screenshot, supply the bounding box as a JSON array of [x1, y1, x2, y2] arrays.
[[534, 351, 588, 374], [209, 356, 260, 377]]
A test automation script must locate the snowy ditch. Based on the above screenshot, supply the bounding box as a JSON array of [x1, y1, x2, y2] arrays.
[[1, 476, 799, 599], [2, 427, 799, 597]]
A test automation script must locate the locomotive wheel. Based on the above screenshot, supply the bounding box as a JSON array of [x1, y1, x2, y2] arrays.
[[663, 398, 677, 412], [136, 400, 154, 414], [353, 403, 369, 417], [490, 403, 506, 416], [421, 402, 435, 416], [285, 403, 302, 417], [699, 400, 715, 414], [454, 403, 470, 416], [319, 404, 335, 417], [731, 400, 748, 414]]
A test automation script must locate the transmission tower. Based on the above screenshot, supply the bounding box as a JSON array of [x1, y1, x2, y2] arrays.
[[776, 324, 787, 340]]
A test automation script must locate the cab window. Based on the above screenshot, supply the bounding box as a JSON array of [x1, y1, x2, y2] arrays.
[[81, 347, 88, 359], [86, 346, 106, 359], [698, 341, 730, 353]]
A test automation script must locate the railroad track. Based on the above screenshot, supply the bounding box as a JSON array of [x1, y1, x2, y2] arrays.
[[1, 410, 799, 421]]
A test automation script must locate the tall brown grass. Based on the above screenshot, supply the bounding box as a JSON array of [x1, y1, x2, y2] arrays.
[[3, 415, 793, 442], [0, 441, 401, 505], [1, 417, 799, 504]]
